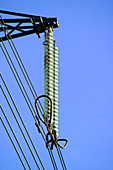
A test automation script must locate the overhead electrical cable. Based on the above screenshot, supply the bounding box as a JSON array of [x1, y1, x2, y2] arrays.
[[56, 145, 67, 170], [0, 21, 58, 169], [0, 42, 58, 170], [0, 86, 40, 169], [0, 116, 26, 170], [0, 36, 37, 118], [0, 17, 45, 118], [0, 106, 31, 170], [0, 16, 37, 100], [0, 43, 36, 120], [0, 74, 45, 170]]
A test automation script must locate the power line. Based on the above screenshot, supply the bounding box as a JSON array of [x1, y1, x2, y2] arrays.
[[0, 42, 58, 170], [0, 36, 58, 169], [0, 36, 37, 118], [56, 145, 67, 170], [0, 16, 45, 116], [0, 106, 31, 170], [0, 43, 36, 120], [0, 16, 36, 100], [0, 74, 45, 170], [0, 86, 40, 169], [0, 116, 26, 170]]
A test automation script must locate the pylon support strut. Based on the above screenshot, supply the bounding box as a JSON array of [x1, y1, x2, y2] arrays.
[[0, 10, 59, 41]]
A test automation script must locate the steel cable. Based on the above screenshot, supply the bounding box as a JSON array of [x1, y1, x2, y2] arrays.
[[0, 106, 31, 170], [0, 86, 40, 169], [0, 16, 45, 114], [0, 42, 58, 170], [0, 116, 26, 170], [0, 74, 45, 170], [0, 35, 37, 118], [56, 145, 67, 170], [0, 22, 58, 169], [58, 146, 67, 170]]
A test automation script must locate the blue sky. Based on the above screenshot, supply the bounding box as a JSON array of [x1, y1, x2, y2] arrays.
[[0, 0, 113, 169]]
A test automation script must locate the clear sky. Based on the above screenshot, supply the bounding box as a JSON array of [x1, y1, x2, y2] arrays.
[[0, 0, 113, 170]]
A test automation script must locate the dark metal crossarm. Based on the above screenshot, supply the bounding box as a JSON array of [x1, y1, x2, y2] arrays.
[[0, 9, 59, 41]]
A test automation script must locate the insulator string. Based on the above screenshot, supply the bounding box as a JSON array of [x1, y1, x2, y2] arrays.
[[44, 31, 59, 137]]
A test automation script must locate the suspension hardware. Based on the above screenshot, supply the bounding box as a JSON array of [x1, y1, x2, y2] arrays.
[[35, 95, 68, 150]]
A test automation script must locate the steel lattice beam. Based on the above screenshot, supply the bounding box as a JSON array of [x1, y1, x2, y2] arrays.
[[0, 10, 59, 41]]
